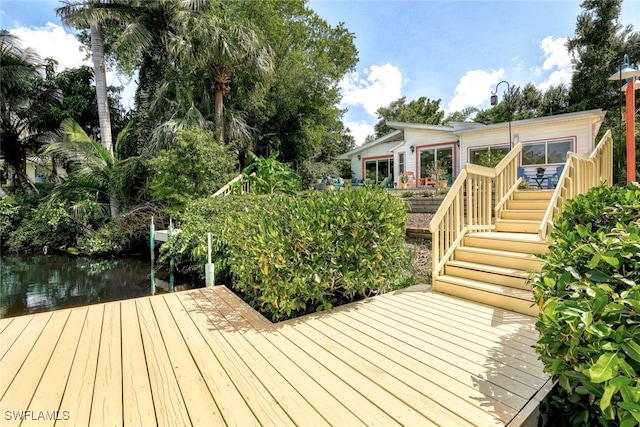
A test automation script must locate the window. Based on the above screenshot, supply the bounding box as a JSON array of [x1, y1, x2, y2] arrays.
[[469, 145, 510, 167], [398, 152, 405, 175], [521, 138, 573, 165], [419, 146, 453, 178], [365, 158, 394, 183]]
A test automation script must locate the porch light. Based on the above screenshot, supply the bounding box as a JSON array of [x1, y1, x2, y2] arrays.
[[357, 154, 361, 160], [410, 145, 415, 154], [491, 80, 513, 149], [608, 54, 640, 183]]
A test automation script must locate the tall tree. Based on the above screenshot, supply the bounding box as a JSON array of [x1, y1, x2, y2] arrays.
[[56, 0, 121, 155], [169, 3, 273, 145], [0, 31, 59, 192], [374, 96, 445, 137], [567, 0, 639, 182]]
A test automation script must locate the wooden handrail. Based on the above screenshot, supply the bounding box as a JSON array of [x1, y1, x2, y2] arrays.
[[538, 130, 613, 240], [212, 173, 253, 197], [429, 143, 522, 280]]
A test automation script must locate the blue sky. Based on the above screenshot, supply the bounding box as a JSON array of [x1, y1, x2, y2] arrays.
[[2, 0, 639, 144]]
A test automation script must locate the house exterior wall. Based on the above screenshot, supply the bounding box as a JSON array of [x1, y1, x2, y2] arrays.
[[459, 115, 600, 174], [354, 142, 397, 180], [391, 128, 457, 183]]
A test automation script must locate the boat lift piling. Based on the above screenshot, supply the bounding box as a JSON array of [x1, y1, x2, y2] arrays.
[[205, 232, 215, 287]]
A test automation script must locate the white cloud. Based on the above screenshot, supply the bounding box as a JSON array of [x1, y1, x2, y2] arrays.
[[536, 36, 573, 90], [447, 69, 504, 113], [345, 121, 375, 146], [339, 63, 405, 117], [11, 23, 89, 71], [10, 23, 136, 108]]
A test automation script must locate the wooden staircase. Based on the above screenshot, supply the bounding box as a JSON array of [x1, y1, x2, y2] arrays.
[[433, 190, 553, 316]]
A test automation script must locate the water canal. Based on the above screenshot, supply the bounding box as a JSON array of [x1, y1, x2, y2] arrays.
[[0, 254, 182, 318]]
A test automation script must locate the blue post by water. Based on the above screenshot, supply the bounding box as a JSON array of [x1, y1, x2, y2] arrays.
[[150, 217, 155, 295]]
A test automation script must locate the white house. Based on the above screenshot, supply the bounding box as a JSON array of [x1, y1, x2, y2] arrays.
[[339, 109, 606, 187]]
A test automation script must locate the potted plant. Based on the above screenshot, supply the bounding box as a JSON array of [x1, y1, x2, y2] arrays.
[[400, 174, 409, 189], [536, 167, 546, 177]]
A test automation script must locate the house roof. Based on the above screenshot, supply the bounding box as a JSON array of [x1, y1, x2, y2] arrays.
[[386, 121, 454, 132], [453, 109, 606, 135], [337, 130, 404, 159]]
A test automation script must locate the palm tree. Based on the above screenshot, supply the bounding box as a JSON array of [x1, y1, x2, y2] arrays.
[[0, 31, 60, 193], [41, 118, 145, 219], [169, 6, 274, 144], [56, 0, 123, 155]]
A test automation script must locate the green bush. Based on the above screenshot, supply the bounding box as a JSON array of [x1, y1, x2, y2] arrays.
[[225, 187, 412, 321], [148, 127, 237, 215], [532, 184, 640, 426], [243, 151, 300, 195], [6, 200, 79, 253], [158, 194, 267, 283], [77, 221, 131, 255]]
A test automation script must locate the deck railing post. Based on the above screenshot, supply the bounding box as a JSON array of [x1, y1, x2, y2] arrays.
[[205, 232, 215, 287], [150, 216, 155, 295], [168, 219, 174, 292]]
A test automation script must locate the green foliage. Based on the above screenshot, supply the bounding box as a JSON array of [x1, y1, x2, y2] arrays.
[[374, 96, 444, 138], [225, 187, 412, 321], [6, 200, 79, 253], [243, 151, 301, 195], [532, 184, 640, 426], [148, 127, 236, 214], [158, 194, 266, 283], [77, 221, 131, 256], [0, 194, 31, 251]]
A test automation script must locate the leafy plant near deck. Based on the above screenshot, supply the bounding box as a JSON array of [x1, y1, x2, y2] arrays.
[[532, 184, 640, 426], [225, 187, 412, 321]]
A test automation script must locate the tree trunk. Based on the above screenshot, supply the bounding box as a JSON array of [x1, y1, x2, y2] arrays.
[[109, 193, 120, 219], [91, 23, 113, 155], [214, 88, 225, 145]]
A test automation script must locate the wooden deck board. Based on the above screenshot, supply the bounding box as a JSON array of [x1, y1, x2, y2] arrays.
[[0, 285, 549, 426], [121, 299, 157, 426]]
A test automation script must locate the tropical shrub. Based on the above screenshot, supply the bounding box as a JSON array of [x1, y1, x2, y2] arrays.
[[6, 200, 79, 253], [532, 184, 640, 426], [225, 187, 412, 321], [77, 221, 131, 255], [148, 127, 237, 215], [158, 194, 267, 283], [243, 151, 301, 195], [0, 194, 32, 251]]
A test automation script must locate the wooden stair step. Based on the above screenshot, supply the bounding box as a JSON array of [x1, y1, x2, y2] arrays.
[[506, 199, 550, 210], [455, 246, 544, 272], [513, 190, 554, 200], [499, 209, 545, 221], [494, 219, 540, 233], [445, 260, 530, 290], [463, 232, 548, 255], [433, 276, 538, 316]]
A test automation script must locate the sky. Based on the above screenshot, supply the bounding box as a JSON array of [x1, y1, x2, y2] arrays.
[[1, 0, 639, 145]]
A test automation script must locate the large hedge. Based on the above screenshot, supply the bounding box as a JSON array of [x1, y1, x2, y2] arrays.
[[532, 184, 640, 426], [225, 187, 412, 321]]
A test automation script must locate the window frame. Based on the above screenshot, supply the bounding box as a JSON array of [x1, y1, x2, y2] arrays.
[[520, 137, 574, 166]]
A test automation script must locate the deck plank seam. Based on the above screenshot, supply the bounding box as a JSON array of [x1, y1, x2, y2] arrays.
[[187, 289, 326, 425], [309, 310, 516, 424], [342, 304, 542, 397], [364, 296, 545, 372], [199, 288, 339, 426], [213, 289, 397, 427]]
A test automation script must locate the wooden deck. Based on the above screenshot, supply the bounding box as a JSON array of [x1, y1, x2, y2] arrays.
[[0, 285, 550, 426]]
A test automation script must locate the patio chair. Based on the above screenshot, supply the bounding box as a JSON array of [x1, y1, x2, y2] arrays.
[[517, 167, 530, 183], [547, 165, 565, 189]]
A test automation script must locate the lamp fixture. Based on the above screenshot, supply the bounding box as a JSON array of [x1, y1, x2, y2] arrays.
[[410, 145, 415, 154], [608, 54, 640, 183], [491, 80, 513, 149], [357, 154, 361, 160]]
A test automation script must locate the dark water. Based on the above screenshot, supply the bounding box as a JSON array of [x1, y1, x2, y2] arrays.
[[0, 254, 171, 318]]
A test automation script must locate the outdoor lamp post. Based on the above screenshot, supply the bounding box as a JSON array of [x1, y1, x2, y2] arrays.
[[608, 54, 640, 183], [491, 80, 513, 149]]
